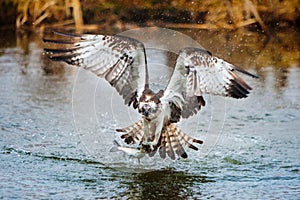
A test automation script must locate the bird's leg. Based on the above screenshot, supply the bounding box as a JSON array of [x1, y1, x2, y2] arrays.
[[142, 118, 150, 142], [141, 118, 155, 151], [141, 114, 164, 151]]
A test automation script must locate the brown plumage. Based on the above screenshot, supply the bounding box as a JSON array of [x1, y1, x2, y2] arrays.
[[44, 31, 257, 160], [117, 120, 203, 160]]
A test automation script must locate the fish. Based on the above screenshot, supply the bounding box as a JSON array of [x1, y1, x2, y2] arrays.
[[110, 140, 146, 159]]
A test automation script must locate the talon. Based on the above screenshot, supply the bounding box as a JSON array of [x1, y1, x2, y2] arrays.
[[149, 145, 155, 151], [142, 141, 157, 152], [141, 144, 151, 153]]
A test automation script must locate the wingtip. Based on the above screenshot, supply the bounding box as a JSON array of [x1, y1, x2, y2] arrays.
[[233, 66, 259, 79], [51, 30, 83, 38], [43, 31, 84, 45], [42, 38, 75, 44], [181, 152, 188, 159], [188, 144, 199, 151], [193, 139, 204, 144], [180, 47, 212, 56], [226, 78, 252, 99], [116, 128, 125, 132]]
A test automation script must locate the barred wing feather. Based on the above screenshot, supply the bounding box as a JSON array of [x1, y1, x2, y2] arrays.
[[162, 47, 258, 122], [44, 32, 148, 109]]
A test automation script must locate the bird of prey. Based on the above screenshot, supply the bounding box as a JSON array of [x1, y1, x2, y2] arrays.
[[44, 31, 257, 160]]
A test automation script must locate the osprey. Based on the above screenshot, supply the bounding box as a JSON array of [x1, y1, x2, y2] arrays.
[[44, 31, 257, 160]]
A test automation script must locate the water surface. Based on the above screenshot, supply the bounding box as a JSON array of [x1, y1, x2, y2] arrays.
[[0, 28, 299, 199]]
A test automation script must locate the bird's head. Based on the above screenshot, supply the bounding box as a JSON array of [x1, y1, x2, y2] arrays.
[[138, 89, 164, 120]]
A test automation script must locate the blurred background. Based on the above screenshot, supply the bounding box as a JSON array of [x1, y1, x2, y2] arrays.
[[1, 0, 299, 67], [1, 0, 300, 31]]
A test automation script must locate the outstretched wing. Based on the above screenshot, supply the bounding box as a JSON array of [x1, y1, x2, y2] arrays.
[[162, 47, 258, 122], [44, 32, 148, 109]]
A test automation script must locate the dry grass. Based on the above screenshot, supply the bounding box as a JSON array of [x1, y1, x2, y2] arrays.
[[11, 0, 300, 31]]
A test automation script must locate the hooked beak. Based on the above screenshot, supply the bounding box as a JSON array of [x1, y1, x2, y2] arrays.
[[140, 105, 151, 117], [143, 109, 150, 117]]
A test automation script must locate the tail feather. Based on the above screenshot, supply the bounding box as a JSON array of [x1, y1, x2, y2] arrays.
[[116, 120, 203, 160], [159, 132, 167, 159], [166, 125, 188, 159], [172, 124, 203, 151], [165, 130, 176, 160], [148, 147, 158, 157]]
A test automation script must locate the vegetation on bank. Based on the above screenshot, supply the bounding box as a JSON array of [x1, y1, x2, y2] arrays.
[[1, 0, 299, 31]]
